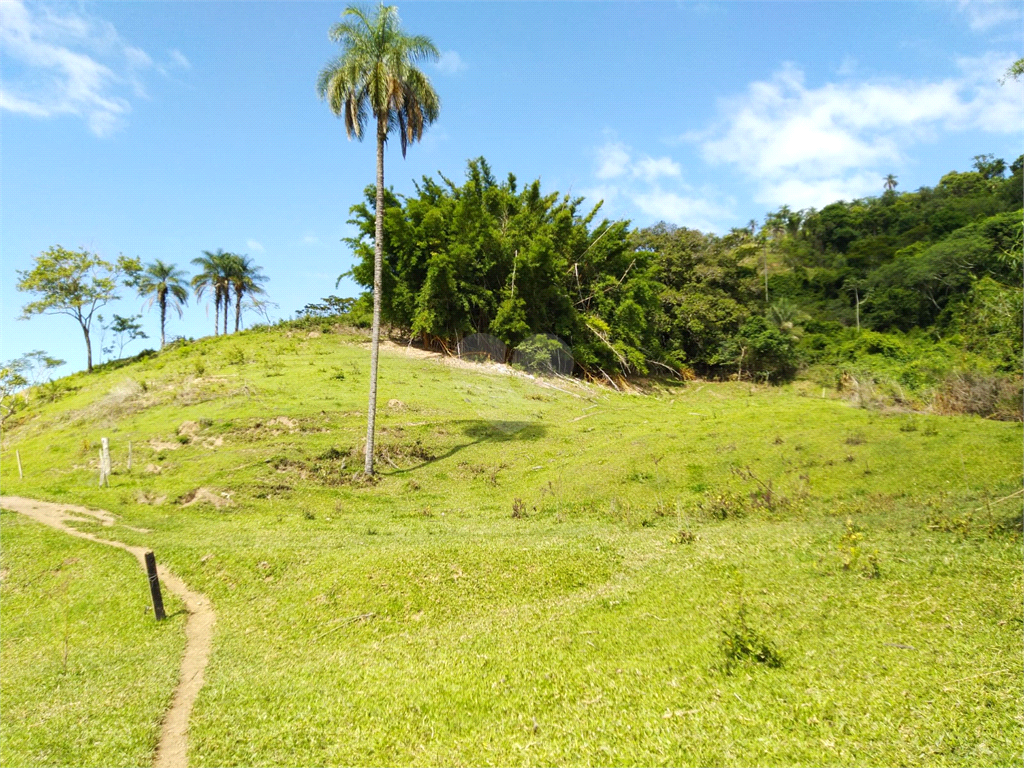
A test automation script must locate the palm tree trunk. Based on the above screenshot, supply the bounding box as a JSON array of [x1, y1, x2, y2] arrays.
[[214, 295, 220, 337], [235, 289, 242, 333], [223, 287, 229, 335], [365, 117, 386, 476], [160, 294, 167, 349]]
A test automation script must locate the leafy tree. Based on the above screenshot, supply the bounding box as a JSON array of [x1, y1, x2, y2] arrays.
[[317, 3, 440, 475], [101, 314, 148, 360], [135, 259, 189, 348], [225, 254, 269, 332], [16, 246, 138, 372]]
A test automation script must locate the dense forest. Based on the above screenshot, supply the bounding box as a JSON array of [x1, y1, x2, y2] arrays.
[[302, 154, 1022, 417]]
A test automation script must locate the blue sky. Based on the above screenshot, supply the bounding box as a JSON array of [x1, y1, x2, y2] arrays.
[[2, 0, 1021, 374]]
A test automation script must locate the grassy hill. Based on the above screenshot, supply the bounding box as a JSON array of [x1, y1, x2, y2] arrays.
[[2, 325, 1021, 766]]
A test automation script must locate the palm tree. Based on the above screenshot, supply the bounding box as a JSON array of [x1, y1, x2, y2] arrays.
[[136, 260, 189, 348], [191, 250, 233, 337], [317, 3, 440, 476], [883, 174, 898, 192], [225, 254, 268, 332]]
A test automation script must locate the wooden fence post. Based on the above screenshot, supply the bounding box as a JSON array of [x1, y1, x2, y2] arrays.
[[100, 438, 111, 487], [144, 551, 166, 620]]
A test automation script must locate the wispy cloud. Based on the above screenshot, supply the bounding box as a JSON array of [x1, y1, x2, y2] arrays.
[[434, 50, 466, 75], [588, 135, 732, 231], [953, 0, 1023, 31], [246, 239, 265, 253], [301, 235, 320, 246], [693, 56, 1023, 209], [0, 1, 186, 136]]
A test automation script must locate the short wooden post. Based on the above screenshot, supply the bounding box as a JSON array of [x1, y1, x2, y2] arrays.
[[127, 441, 132, 472], [98, 448, 105, 487], [144, 551, 166, 620], [101, 437, 111, 487], [16, 450, 23, 479]]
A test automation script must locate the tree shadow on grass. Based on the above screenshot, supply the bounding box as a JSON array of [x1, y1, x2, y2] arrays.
[[382, 419, 546, 476]]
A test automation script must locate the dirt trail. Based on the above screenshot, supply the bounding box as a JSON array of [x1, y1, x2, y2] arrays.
[[0, 495, 214, 768]]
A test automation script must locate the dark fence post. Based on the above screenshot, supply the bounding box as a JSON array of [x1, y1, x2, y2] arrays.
[[144, 551, 166, 620]]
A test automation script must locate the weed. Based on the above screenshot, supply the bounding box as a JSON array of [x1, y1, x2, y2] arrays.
[[845, 433, 866, 445], [302, 510, 315, 520], [898, 419, 918, 432], [511, 498, 528, 519], [226, 348, 246, 366], [193, 360, 206, 376], [696, 490, 747, 520], [720, 601, 783, 670], [674, 529, 696, 544], [176, 434, 190, 445]]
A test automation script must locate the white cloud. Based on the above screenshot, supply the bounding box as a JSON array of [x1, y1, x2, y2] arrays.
[[695, 57, 1023, 208], [595, 139, 682, 182], [169, 49, 191, 70], [588, 136, 733, 230], [301, 235, 320, 245], [596, 141, 631, 179], [954, 0, 1023, 31], [434, 50, 466, 75], [246, 239, 265, 253], [629, 189, 732, 233], [0, 1, 184, 136]]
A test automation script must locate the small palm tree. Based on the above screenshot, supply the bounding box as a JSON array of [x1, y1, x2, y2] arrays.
[[317, 3, 440, 476], [225, 254, 268, 332], [884, 174, 898, 192], [136, 260, 189, 348], [191, 249, 233, 336]]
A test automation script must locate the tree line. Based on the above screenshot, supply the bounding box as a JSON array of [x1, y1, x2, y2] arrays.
[[333, 152, 1021, 385], [15, 247, 269, 372]]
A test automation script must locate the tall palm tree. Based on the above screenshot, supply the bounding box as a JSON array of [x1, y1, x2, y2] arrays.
[[884, 174, 898, 192], [191, 250, 233, 337], [136, 260, 189, 348], [317, 3, 440, 476], [226, 254, 268, 332]]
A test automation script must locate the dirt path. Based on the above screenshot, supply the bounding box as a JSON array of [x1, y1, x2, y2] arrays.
[[0, 496, 214, 768]]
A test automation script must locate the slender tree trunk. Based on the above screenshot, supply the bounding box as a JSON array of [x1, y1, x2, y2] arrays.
[[855, 287, 860, 332], [160, 295, 167, 349], [82, 320, 93, 373], [235, 289, 242, 333], [214, 295, 220, 337], [365, 118, 386, 476], [223, 287, 229, 335], [763, 243, 769, 303]]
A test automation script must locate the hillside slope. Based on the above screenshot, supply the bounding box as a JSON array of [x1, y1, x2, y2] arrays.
[[2, 326, 1021, 766]]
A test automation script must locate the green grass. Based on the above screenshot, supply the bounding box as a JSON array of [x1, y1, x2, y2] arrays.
[[2, 326, 1021, 766], [0, 511, 186, 767]]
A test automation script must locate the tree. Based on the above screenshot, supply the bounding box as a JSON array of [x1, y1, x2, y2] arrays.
[[883, 174, 898, 192], [1001, 58, 1023, 84], [225, 254, 268, 332], [102, 314, 148, 360], [16, 246, 138, 373], [317, 3, 440, 475], [191, 249, 233, 337], [136, 259, 189, 348]]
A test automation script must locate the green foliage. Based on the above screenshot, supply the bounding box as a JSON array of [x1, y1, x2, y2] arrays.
[[720, 601, 783, 669], [345, 157, 662, 376], [16, 247, 138, 372]]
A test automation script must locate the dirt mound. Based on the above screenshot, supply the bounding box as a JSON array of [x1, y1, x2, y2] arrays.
[[179, 488, 233, 508], [178, 420, 201, 436]]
